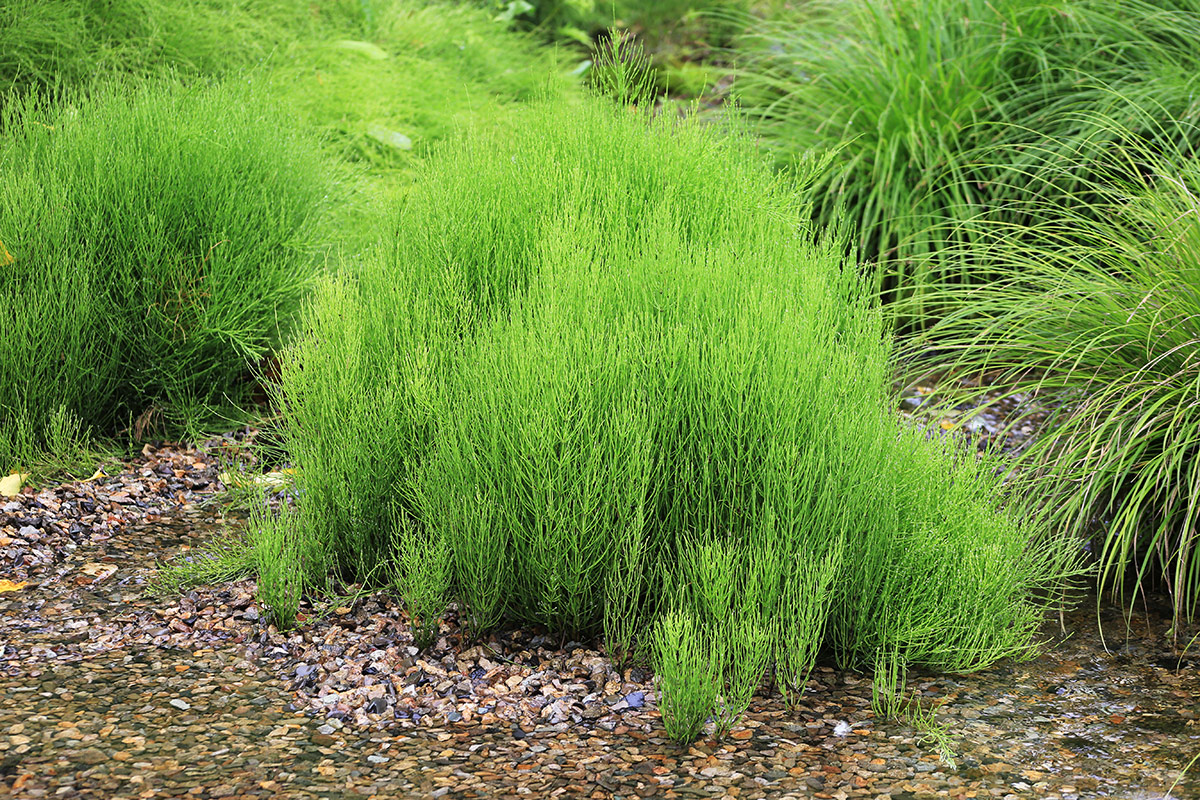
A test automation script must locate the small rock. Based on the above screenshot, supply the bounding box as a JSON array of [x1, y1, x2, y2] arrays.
[[317, 725, 336, 735], [75, 747, 108, 765], [366, 697, 388, 715], [169, 699, 191, 711], [367, 755, 389, 764]]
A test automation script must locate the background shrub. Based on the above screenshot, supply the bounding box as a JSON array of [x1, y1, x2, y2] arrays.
[[0, 81, 333, 469], [487, 0, 757, 93], [0, 0, 289, 93], [736, 0, 1200, 322]]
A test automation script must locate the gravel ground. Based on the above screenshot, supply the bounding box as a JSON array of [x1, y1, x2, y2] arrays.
[[1, 431, 1198, 799]]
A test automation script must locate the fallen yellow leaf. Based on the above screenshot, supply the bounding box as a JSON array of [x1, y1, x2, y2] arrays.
[[939, 420, 956, 431], [82, 467, 106, 482], [0, 580, 27, 592], [0, 472, 29, 497], [0, 239, 13, 266]]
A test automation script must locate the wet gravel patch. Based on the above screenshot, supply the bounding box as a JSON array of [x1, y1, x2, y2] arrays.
[[0, 435, 237, 584], [895, 376, 1052, 457], [0, 506, 1197, 799]]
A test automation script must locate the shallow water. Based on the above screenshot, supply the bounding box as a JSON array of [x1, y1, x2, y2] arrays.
[[0, 512, 1197, 799]]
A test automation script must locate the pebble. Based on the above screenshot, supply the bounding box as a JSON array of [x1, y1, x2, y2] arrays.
[[75, 747, 108, 765]]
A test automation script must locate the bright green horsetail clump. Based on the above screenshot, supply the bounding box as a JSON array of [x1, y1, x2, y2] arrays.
[[0, 81, 333, 469], [276, 90, 1079, 741]]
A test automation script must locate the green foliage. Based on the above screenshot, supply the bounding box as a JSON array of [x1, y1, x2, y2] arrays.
[[0, 0, 290, 93], [871, 644, 957, 766], [275, 270, 445, 583], [147, 534, 255, 597], [908, 128, 1200, 631], [389, 519, 453, 650], [262, 0, 572, 251], [652, 609, 722, 742], [736, 0, 1200, 320], [277, 85, 1079, 742], [250, 501, 322, 629], [691, 544, 775, 734], [491, 0, 752, 45], [0, 0, 575, 469], [775, 537, 843, 708], [0, 81, 333, 469], [0, 402, 119, 483], [488, 0, 753, 85]]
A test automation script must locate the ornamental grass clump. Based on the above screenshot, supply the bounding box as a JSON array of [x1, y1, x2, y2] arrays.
[[908, 125, 1200, 633], [736, 0, 1200, 320], [277, 82, 1079, 742], [0, 81, 333, 469]]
